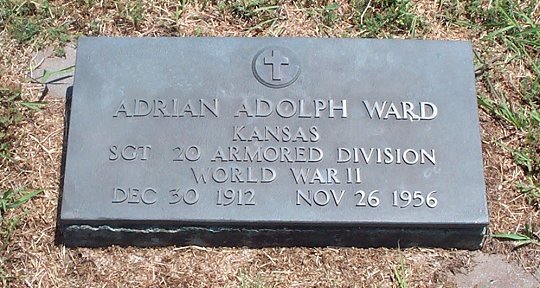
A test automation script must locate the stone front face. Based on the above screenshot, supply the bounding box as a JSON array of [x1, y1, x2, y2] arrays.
[[58, 37, 488, 248]]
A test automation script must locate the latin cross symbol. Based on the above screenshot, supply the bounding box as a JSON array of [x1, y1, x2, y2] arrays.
[[264, 49, 289, 81]]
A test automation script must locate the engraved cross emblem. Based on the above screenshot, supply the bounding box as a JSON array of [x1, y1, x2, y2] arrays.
[[253, 47, 300, 88], [264, 49, 289, 81]]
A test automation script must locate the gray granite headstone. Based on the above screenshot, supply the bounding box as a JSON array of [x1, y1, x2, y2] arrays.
[[58, 37, 488, 249]]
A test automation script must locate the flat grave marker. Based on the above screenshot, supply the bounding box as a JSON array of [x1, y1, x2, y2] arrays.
[[58, 37, 488, 248]]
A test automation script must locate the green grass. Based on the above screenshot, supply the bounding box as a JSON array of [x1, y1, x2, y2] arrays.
[[227, 0, 282, 33], [491, 224, 540, 248], [7, 16, 42, 43], [172, 0, 192, 20], [0, 188, 44, 249], [305, 2, 341, 28], [0, 87, 47, 154], [321, 2, 339, 27], [237, 270, 266, 288], [0, 86, 44, 284], [0, 188, 43, 285], [32, 65, 75, 85], [0, 0, 71, 48], [352, 0, 425, 37], [118, 0, 145, 29], [393, 245, 408, 288], [0, 88, 23, 160], [461, 0, 540, 207]]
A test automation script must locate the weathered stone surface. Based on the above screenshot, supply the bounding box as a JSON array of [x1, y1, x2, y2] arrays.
[[58, 37, 488, 248]]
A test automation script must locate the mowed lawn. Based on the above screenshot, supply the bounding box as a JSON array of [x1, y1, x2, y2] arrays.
[[0, 1, 538, 287]]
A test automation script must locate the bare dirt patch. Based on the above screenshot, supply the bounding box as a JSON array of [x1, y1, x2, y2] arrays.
[[450, 252, 539, 288]]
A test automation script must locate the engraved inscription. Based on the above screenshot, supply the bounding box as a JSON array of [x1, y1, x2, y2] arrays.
[[112, 187, 157, 205], [216, 189, 256, 206], [337, 147, 436, 165], [392, 190, 438, 208], [363, 101, 438, 120], [210, 146, 323, 163], [173, 146, 201, 161], [106, 96, 445, 213], [234, 99, 347, 118], [290, 168, 361, 184], [109, 145, 151, 161], [191, 167, 276, 183], [232, 125, 319, 142], [106, 97, 444, 212], [105, 68, 449, 215], [296, 189, 345, 206], [169, 188, 199, 205], [113, 99, 219, 118], [355, 190, 380, 207]]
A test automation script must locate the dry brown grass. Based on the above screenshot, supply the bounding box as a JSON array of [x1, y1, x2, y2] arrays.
[[1, 0, 539, 287]]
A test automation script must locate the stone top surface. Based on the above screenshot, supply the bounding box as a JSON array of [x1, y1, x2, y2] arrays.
[[61, 37, 488, 227]]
